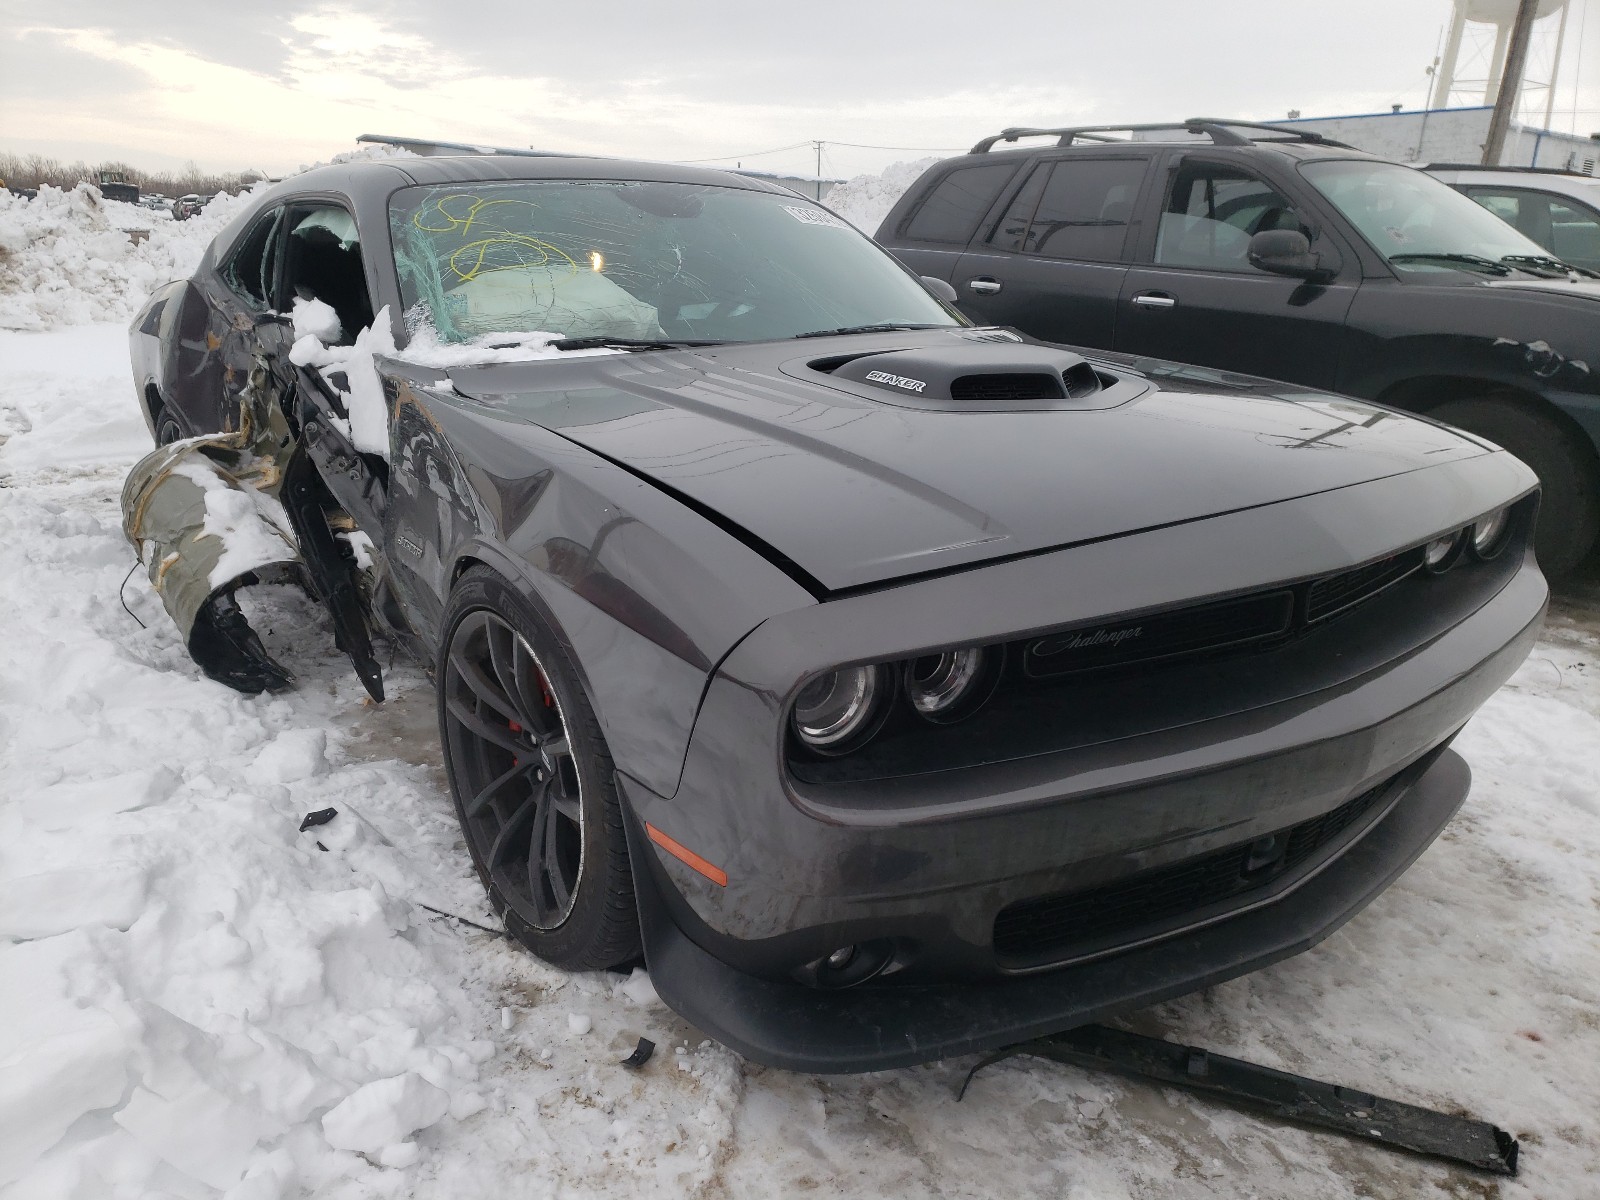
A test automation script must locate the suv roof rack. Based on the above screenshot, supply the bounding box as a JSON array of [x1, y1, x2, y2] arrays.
[[968, 119, 1356, 155]]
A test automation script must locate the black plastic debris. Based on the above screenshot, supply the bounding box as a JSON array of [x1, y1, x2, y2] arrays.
[[620, 1038, 655, 1069], [959, 1025, 1519, 1177], [299, 807, 338, 832]]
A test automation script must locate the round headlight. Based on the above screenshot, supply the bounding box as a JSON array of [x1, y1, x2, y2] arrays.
[[1471, 508, 1511, 560], [904, 647, 995, 723], [792, 665, 889, 754], [1423, 530, 1463, 574]]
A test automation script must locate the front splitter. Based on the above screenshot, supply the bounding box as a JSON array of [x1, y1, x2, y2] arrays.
[[627, 748, 1472, 1074]]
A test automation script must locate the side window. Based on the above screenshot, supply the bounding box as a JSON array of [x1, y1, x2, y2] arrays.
[[989, 164, 1049, 252], [901, 163, 1017, 244], [1156, 163, 1304, 271], [221, 209, 281, 307], [280, 203, 374, 344], [1018, 159, 1145, 261], [1549, 198, 1600, 270], [1464, 187, 1553, 243], [1463, 189, 1521, 225]]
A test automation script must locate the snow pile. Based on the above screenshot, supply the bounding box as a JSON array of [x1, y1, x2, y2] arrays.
[[0, 183, 258, 332], [288, 299, 398, 458], [0, 324, 745, 1199], [395, 319, 619, 368], [824, 156, 940, 232]]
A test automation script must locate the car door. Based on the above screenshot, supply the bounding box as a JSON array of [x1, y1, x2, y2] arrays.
[[1114, 155, 1358, 389], [1458, 185, 1600, 273], [951, 154, 1154, 347], [166, 204, 288, 436], [273, 198, 387, 539]]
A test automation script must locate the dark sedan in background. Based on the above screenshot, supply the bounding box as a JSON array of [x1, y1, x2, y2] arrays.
[[124, 149, 1544, 1071]]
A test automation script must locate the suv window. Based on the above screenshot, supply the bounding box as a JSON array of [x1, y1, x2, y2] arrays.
[[222, 209, 281, 307], [990, 159, 1144, 261], [901, 163, 1017, 244], [1156, 162, 1304, 271], [1462, 187, 1600, 271]]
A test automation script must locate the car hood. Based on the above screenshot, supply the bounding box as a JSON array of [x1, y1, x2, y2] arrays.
[[1482, 276, 1600, 300], [445, 332, 1487, 593]]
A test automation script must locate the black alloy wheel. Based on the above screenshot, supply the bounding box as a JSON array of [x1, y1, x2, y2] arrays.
[[154, 404, 183, 446], [438, 568, 639, 968]]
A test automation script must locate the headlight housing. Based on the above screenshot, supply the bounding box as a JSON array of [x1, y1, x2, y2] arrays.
[[790, 644, 1003, 756], [904, 646, 1000, 723], [791, 664, 892, 755], [1470, 507, 1512, 560], [1422, 529, 1464, 574]]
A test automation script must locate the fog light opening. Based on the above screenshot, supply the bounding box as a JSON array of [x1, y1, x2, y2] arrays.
[[795, 940, 896, 989]]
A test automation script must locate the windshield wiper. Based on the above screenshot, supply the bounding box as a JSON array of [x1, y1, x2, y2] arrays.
[[1388, 252, 1511, 276], [552, 336, 725, 351], [793, 323, 952, 339], [1499, 254, 1585, 278]]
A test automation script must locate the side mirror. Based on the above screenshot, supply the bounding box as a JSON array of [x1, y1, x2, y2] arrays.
[[920, 275, 959, 304], [1247, 230, 1326, 280]]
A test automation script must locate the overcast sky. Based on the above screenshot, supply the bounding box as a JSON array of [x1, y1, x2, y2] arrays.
[[2, 0, 1596, 181]]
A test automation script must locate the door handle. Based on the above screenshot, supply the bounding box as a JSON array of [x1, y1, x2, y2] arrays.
[[1131, 292, 1177, 309], [967, 277, 1003, 295]]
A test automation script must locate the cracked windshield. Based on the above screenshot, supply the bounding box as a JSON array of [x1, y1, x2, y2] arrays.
[[389, 180, 958, 344]]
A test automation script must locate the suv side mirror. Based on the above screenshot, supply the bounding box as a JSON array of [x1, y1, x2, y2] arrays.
[[920, 275, 959, 304], [1247, 230, 1326, 279]]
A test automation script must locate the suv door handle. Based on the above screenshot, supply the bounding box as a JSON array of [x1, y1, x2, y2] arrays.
[[1131, 292, 1177, 309], [967, 277, 1003, 295]]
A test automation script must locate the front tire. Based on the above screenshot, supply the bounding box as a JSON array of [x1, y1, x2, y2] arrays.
[[151, 400, 183, 446], [438, 567, 640, 969], [1429, 395, 1600, 580]]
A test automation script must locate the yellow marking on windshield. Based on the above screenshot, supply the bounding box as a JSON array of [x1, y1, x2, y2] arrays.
[[411, 193, 579, 282]]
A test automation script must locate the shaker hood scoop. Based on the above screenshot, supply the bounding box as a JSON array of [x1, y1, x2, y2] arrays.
[[447, 332, 1489, 592]]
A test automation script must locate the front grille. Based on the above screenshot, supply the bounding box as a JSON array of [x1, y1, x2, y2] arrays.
[[950, 373, 1065, 403], [1024, 591, 1293, 677], [1307, 548, 1424, 622], [1021, 546, 1427, 678], [993, 778, 1393, 966]]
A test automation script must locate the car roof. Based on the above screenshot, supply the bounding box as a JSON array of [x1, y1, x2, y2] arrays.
[[276, 154, 797, 207], [1424, 166, 1600, 199]]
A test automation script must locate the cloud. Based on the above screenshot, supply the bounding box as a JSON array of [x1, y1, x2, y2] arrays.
[[1, 0, 1596, 179]]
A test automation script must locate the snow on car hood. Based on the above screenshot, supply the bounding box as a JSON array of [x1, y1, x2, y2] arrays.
[[446, 333, 1489, 592], [1482, 276, 1600, 301]]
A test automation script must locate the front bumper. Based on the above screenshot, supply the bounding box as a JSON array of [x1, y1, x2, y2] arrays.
[[625, 746, 1471, 1073]]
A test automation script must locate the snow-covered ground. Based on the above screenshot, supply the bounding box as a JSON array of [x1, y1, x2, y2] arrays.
[[3, 172, 1600, 1200]]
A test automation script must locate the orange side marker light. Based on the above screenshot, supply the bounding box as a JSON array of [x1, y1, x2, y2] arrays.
[[645, 823, 728, 887]]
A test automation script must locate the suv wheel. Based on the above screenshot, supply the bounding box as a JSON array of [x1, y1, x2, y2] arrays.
[[438, 568, 640, 969], [1429, 395, 1600, 580]]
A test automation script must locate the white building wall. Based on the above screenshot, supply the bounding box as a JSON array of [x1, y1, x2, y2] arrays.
[[1278, 108, 1599, 174]]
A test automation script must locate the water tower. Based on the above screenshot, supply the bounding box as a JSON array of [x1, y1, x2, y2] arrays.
[[1429, 0, 1573, 125]]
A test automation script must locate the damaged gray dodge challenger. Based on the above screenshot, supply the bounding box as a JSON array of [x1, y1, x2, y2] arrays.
[[123, 153, 1545, 1072]]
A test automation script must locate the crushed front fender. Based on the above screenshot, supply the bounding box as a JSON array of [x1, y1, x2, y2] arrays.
[[121, 362, 304, 693]]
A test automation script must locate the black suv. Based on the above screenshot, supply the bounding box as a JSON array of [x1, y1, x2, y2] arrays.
[[878, 119, 1600, 577]]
